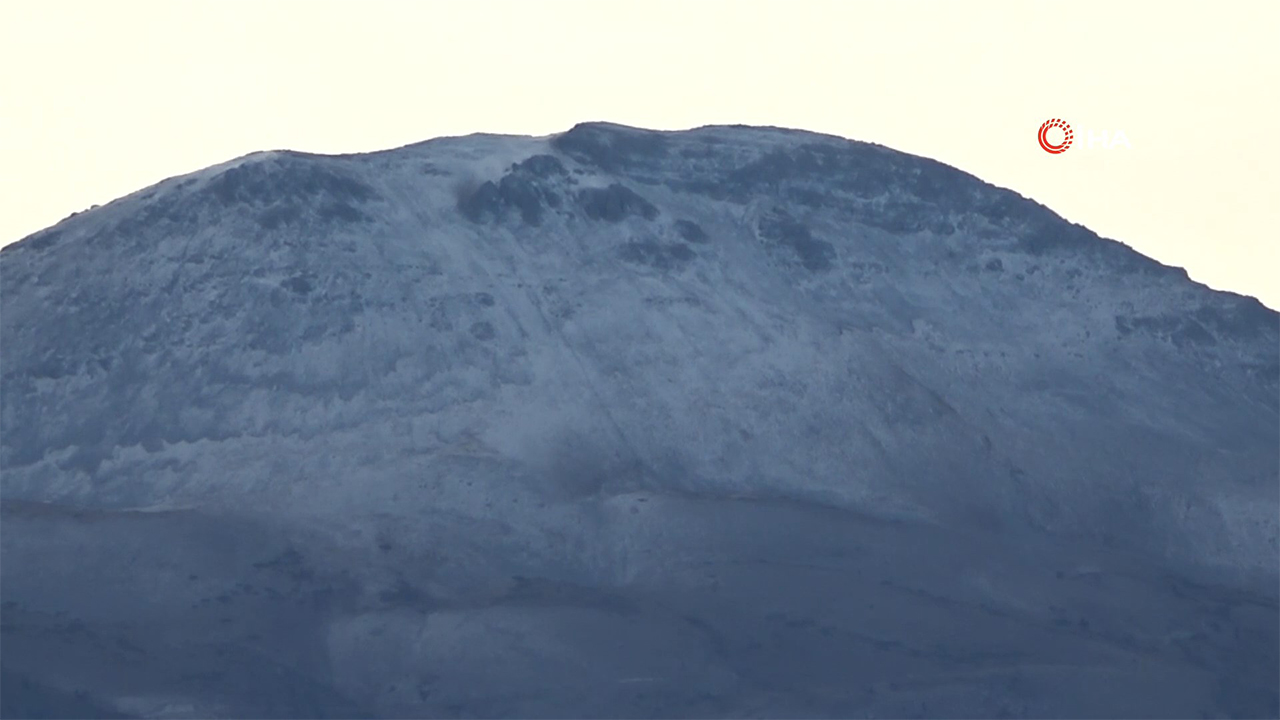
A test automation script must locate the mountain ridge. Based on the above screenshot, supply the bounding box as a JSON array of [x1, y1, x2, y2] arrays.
[[14, 121, 1274, 310]]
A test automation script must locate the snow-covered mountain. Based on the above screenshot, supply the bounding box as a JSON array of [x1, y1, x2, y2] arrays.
[[1, 122, 1276, 718]]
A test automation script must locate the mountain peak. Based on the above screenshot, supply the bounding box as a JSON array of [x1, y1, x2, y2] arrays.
[[2, 123, 1276, 718]]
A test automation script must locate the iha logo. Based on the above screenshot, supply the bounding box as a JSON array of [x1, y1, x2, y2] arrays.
[[1038, 119, 1073, 154], [1038, 118, 1131, 154]]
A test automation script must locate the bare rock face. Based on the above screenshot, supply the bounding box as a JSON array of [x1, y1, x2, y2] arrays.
[[2, 122, 1276, 718]]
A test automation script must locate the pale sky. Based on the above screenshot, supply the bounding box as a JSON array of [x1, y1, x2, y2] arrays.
[[2, 1, 1277, 307]]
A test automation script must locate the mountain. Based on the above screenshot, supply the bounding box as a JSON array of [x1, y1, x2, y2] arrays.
[[1, 122, 1276, 718]]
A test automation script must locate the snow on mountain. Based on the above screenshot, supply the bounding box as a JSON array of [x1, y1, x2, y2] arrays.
[[1, 122, 1276, 718]]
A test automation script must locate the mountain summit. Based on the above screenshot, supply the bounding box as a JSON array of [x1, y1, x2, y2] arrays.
[[2, 122, 1276, 718]]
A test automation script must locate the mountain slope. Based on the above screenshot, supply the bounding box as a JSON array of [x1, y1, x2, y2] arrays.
[[2, 122, 1276, 718]]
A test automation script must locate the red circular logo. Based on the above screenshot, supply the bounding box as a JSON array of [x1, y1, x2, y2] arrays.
[[1038, 119, 1073, 154]]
